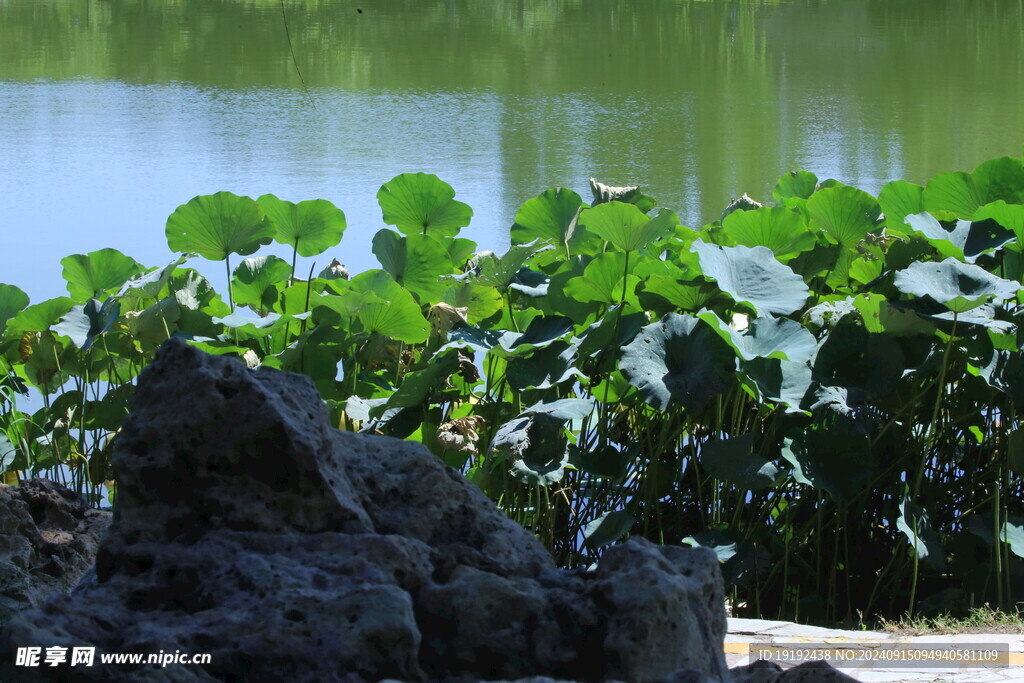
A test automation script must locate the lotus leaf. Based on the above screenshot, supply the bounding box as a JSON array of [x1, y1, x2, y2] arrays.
[[897, 496, 946, 571], [739, 357, 812, 413], [698, 312, 817, 363], [583, 510, 635, 548], [372, 229, 454, 303], [878, 180, 925, 233], [972, 156, 1024, 205], [116, 255, 189, 302], [6, 297, 74, 335], [0, 284, 29, 336], [511, 187, 587, 249], [442, 281, 503, 324], [231, 255, 292, 311], [61, 248, 143, 302], [904, 212, 1014, 263], [922, 172, 983, 220], [165, 192, 274, 261], [348, 270, 430, 343], [54, 298, 120, 351], [773, 170, 818, 203], [721, 206, 816, 260], [780, 432, 874, 500], [258, 194, 346, 257], [974, 200, 1024, 245], [506, 340, 582, 391], [806, 185, 882, 247], [578, 201, 677, 253], [700, 433, 778, 490], [564, 251, 642, 306], [619, 313, 735, 412], [377, 172, 473, 237], [893, 258, 1019, 313], [691, 242, 809, 316]]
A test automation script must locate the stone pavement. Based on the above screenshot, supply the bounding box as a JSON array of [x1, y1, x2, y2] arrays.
[[726, 618, 1024, 682]]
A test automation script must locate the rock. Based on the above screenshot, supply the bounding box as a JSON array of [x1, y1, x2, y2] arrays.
[[0, 478, 111, 625], [0, 338, 849, 682]]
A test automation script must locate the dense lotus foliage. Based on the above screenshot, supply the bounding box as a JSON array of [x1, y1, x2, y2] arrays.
[[3, 158, 1024, 624]]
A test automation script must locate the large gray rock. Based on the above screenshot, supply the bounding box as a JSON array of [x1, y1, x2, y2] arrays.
[[0, 479, 110, 625], [1, 338, 735, 681]]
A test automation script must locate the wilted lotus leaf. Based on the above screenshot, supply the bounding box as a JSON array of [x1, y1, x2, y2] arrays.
[[436, 415, 486, 455], [427, 302, 469, 336]]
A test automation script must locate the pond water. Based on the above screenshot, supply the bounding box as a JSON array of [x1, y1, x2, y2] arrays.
[[1, 0, 1022, 303]]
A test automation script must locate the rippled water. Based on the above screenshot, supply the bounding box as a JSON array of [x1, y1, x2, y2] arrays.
[[1, 0, 1022, 301]]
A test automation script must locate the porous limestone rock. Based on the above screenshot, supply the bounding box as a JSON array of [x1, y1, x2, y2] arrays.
[[0, 479, 110, 624], [1, 337, 745, 681]]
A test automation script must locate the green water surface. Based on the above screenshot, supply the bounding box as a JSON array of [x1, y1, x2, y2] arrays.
[[1, 0, 1022, 300]]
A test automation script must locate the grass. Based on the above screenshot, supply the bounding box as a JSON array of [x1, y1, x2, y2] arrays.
[[878, 605, 1024, 636]]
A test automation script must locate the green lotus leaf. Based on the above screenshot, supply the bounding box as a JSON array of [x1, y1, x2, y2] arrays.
[[806, 185, 882, 247], [640, 275, 719, 313], [61, 248, 144, 301], [127, 297, 181, 348], [739, 357, 812, 413], [231, 255, 293, 312], [698, 312, 816, 363], [972, 156, 1024, 205], [583, 510, 635, 548], [620, 313, 735, 413], [813, 321, 904, 399], [258, 194, 346, 257], [576, 443, 635, 481], [490, 399, 593, 486], [511, 187, 586, 248], [576, 305, 646, 358], [0, 284, 30, 336], [474, 241, 550, 291], [700, 433, 778, 491], [508, 268, 549, 298], [116, 255, 189, 302], [372, 229, 454, 304], [53, 298, 120, 351], [853, 294, 935, 336], [904, 212, 1014, 263], [691, 242, 809, 316], [578, 202, 677, 253], [897, 495, 946, 571], [349, 270, 430, 343], [721, 206, 816, 260], [878, 179, 925, 233], [893, 258, 1019, 313], [377, 172, 473, 237], [446, 238, 478, 268], [506, 340, 582, 391], [442, 281, 503, 324], [922, 171, 983, 220], [165, 191, 274, 260], [564, 251, 641, 306], [5, 297, 75, 335], [773, 170, 818, 203], [974, 200, 1024, 245], [507, 315, 575, 354], [0, 433, 15, 472], [386, 352, 460, 408], [781, 432, 875, 500]]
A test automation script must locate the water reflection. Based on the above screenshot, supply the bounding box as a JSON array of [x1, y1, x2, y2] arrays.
[[0, 0, 1022, 301]]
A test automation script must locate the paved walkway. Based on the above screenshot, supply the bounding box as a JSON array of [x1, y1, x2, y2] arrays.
[[725, 618, 1024, 682]]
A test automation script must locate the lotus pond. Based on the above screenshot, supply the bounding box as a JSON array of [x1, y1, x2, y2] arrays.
[[2, 157, 1024, 625]]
